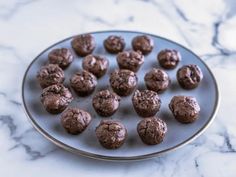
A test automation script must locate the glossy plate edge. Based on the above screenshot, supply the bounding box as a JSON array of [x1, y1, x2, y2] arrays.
[[21, 30, 221, 161]]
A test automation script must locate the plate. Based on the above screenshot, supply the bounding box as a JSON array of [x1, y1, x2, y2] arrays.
[[22, 30, 220, 161]]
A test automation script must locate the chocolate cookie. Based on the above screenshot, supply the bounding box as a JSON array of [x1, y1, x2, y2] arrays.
[[137, 117, 167, 145], [48, 48, 74, 69], [61, 107, 92, 135], [95, 120, 127, 149], [116, 50, 144, 72], [92, 90, 121, 117], [177, 64, 203, 89], [70, 70, 97, 96], [144, 68, 170, 93], [71, 34, 96, 57], [104, 35, 125, 54], [157, 49, 181, 69], [132, 35, 154, 55], [169, 96, 200, 123], [37, 64, 65, 88], [82, 54, 109, 78], [40, 84, 73, 114], [110, 69, 138, 96], [132, 90, 161, 117]]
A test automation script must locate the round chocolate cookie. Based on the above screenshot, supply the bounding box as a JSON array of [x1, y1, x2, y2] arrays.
[[82, 54, 109, 78], [40, 84, 73, 114], [61, 107, 92, 135], [70, 70, 97, 96], [177, 64, 203, 89], [137, 117, 167, 145], [157, 49, 181, 69], [95, 120, 127, 149], [116, 50, 144, 72], [110, 69, 138, 96], [92, 90, 121, 117], [104, 35, 125, 54], [132, 35, 154, 55], [144, 68, 170, 93], [71, 34, 96, 57], [48, 48, 74, 69], [169, 96, 200, 123], [37, 64, 65, 88], [132, 90, 161, 117]]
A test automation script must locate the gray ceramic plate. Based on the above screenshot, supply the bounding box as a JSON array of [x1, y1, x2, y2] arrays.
[[22, 31, 220, 161]]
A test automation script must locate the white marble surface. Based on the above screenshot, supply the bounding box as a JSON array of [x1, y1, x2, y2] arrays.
[[0, 0, 236, 176]]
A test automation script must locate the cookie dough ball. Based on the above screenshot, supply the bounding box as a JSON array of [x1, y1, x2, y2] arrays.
[[92, 90, 121, 117], [144, 68, 170, 93], [82, 54, 109, 78], [104, 35, 125, 54], [37, 64, 65, 88], [41, 84, 73, 114], [117, 50, 144, 72], [110, 69, 138, 96], [132, 35, 154, 55], [48, 48, 74, 69], [137, 117, 167, 145], [61, 107, 92, 135], [71, 34, 96, 57], [132, 90, 161, 117], [70, 70, 97, 96], [95, 120, 127, 149], [169, 96, 200, 123], [177, 64, 203, 89], [157, 49, 181, 69]]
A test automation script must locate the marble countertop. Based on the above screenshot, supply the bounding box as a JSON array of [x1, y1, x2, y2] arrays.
[[0, 0, 236, 176]]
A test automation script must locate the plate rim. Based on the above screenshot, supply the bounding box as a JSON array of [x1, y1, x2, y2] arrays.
[[21, 30, 220, 161]]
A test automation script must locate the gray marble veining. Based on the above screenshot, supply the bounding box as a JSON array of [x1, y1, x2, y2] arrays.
[[0, 0, 235, 176]]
